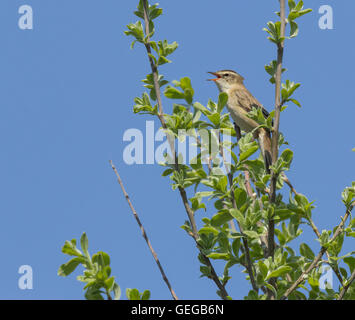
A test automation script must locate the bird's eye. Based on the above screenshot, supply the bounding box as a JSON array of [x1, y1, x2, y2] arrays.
[[223, 73, 229, 78]]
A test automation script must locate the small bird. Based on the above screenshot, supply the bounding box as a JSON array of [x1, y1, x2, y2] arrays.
[[208, 70, 272, 173]]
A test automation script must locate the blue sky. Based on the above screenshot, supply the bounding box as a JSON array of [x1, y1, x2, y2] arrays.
[[0, 0, 354, 299]]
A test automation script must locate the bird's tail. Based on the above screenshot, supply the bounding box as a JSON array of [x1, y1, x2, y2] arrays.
[[258, 129, 272, 174]]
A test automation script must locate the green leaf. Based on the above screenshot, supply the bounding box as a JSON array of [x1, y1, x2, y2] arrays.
[[289, 5, 312, 21], [62, 239, 83, 257], [200, 266, 212, 278], [258, 261, 268, 279], [83, 279, 98, 290], [113, 283, 122, 300], [265, 283, 278, 297], [135, 2, 163, 21], [289, 20, 299, 38], [300, 243, 315, 260], [207, 253, 231, 260], [232, 239, 241, 256], [229, 208, 245, 227], [289, 98, 301, 107], [243, 230, 260, 239], [340, 267, 348, 280], [158, 40, 178, 57], [263, 21, 284, 44], [217, 92, 228, 113], [149, 7, 163, 20], [319, 230, 331, 247], [126, 288, 141, 300], [239, 145, 259, 162], [85, 286, 104, 300], [184, 88, 194, 105], [164, 86, 185, 99], [199, 227, 219, 236], [92, 251, 110, 268], [234, 188, 248, 210], [157, 55, 171, 66], [245, 290, 260, 300], [124, 21, 144, 42], [281, 81, 301, 102], [141, 290, 151, 300], [281, 149, 293, 165], [288, 0, 296, 11], [193, 102, 211, 116], [344, 257, 355, 273], [207, 113, 221, 127], [266, 266, 292, 280], [180, 77, 192, 91], [265, 60, 287, 84], [104, 277, 115, 292], [211, 211, 233, 227], [80, 232, 90, 259], [58, 257, 86, 277], [162, 168, 174, 177]]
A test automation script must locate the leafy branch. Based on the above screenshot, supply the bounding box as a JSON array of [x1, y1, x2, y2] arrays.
[[58, 233, 121, 300], [125, 0, 231, 300], [58, 232, 152, 300]]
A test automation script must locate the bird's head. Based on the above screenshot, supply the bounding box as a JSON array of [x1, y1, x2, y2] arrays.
[[208, 70, 244, 92]]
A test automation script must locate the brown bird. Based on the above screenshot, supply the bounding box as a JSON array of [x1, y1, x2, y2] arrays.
[[208, 70, 272, 173]]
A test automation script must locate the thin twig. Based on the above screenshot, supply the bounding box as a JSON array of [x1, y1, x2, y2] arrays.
[[281, 202, 355, 299], [141, 0, 230, 300], [110, 160, 178, 300], [282, 174, 299, 196]]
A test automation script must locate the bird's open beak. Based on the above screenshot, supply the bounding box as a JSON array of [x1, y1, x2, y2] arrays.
[[207, 72, 221, 82]]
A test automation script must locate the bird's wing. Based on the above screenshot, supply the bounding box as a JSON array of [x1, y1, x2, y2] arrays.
[[235, 89, 270, 120]]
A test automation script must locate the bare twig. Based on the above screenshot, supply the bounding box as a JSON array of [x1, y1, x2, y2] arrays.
[[110, 160, 178, 300], [281, 202, 355, 299], [282, 174, 299, 196], [141, 0, 230, 300]]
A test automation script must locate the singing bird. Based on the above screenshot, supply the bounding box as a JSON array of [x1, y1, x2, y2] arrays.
[[208, 70, 272, 173]]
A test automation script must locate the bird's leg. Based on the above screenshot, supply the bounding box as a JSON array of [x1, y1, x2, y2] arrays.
[[234, 122, 242, 140]]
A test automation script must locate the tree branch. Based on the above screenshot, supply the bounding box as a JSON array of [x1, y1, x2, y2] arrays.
[[141, 0, 230, 300], [267, 0, 286, 300], [110, 160, 178, 300], [219, 129, 258, 293], [283, 177, 344, 284], [307, 217, 344, 285], [338, 268, 355, 300], [281, 201, 355, 299], [269, 0, 286, 258]]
